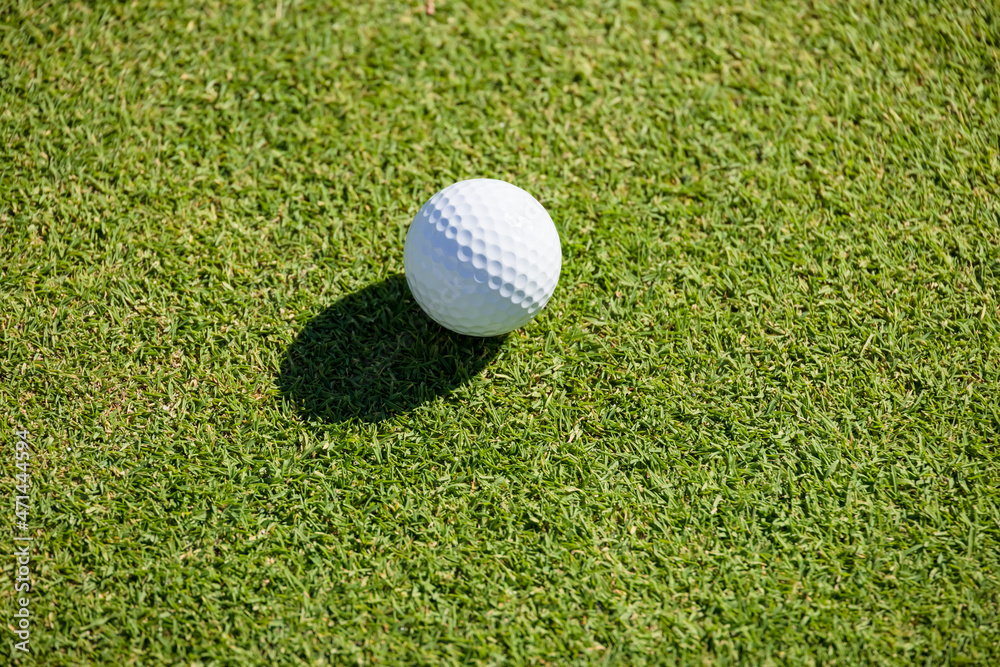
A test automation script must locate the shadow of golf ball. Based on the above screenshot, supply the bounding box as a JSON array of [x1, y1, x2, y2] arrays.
[[278, 274, 505, 424]]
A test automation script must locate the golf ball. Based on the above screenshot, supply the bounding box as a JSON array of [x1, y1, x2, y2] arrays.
[[404, 179, 562, 337]]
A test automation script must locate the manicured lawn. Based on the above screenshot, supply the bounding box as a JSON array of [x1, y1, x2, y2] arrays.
[[2, 0, 998, 664]]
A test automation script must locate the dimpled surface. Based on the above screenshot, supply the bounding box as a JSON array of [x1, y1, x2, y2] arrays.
[[404, 179, 562, 337]]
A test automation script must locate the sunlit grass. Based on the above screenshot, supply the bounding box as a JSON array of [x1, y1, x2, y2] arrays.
[[2, 0, 998, 664]]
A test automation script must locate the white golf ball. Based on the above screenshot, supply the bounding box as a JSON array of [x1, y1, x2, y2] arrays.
[[403, 179, 562, 337]]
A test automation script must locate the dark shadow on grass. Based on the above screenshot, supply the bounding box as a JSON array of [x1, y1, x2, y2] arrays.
[[278, 274, 505, 424]]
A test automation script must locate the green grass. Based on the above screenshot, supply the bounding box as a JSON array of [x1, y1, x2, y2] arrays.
[[2, 0, 999, 664]]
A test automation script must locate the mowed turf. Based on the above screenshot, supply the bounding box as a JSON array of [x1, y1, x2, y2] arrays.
[[2, 0, 999, 664]]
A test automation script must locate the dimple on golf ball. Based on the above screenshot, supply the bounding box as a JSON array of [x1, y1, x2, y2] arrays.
[[403, 179, 562, 337]]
